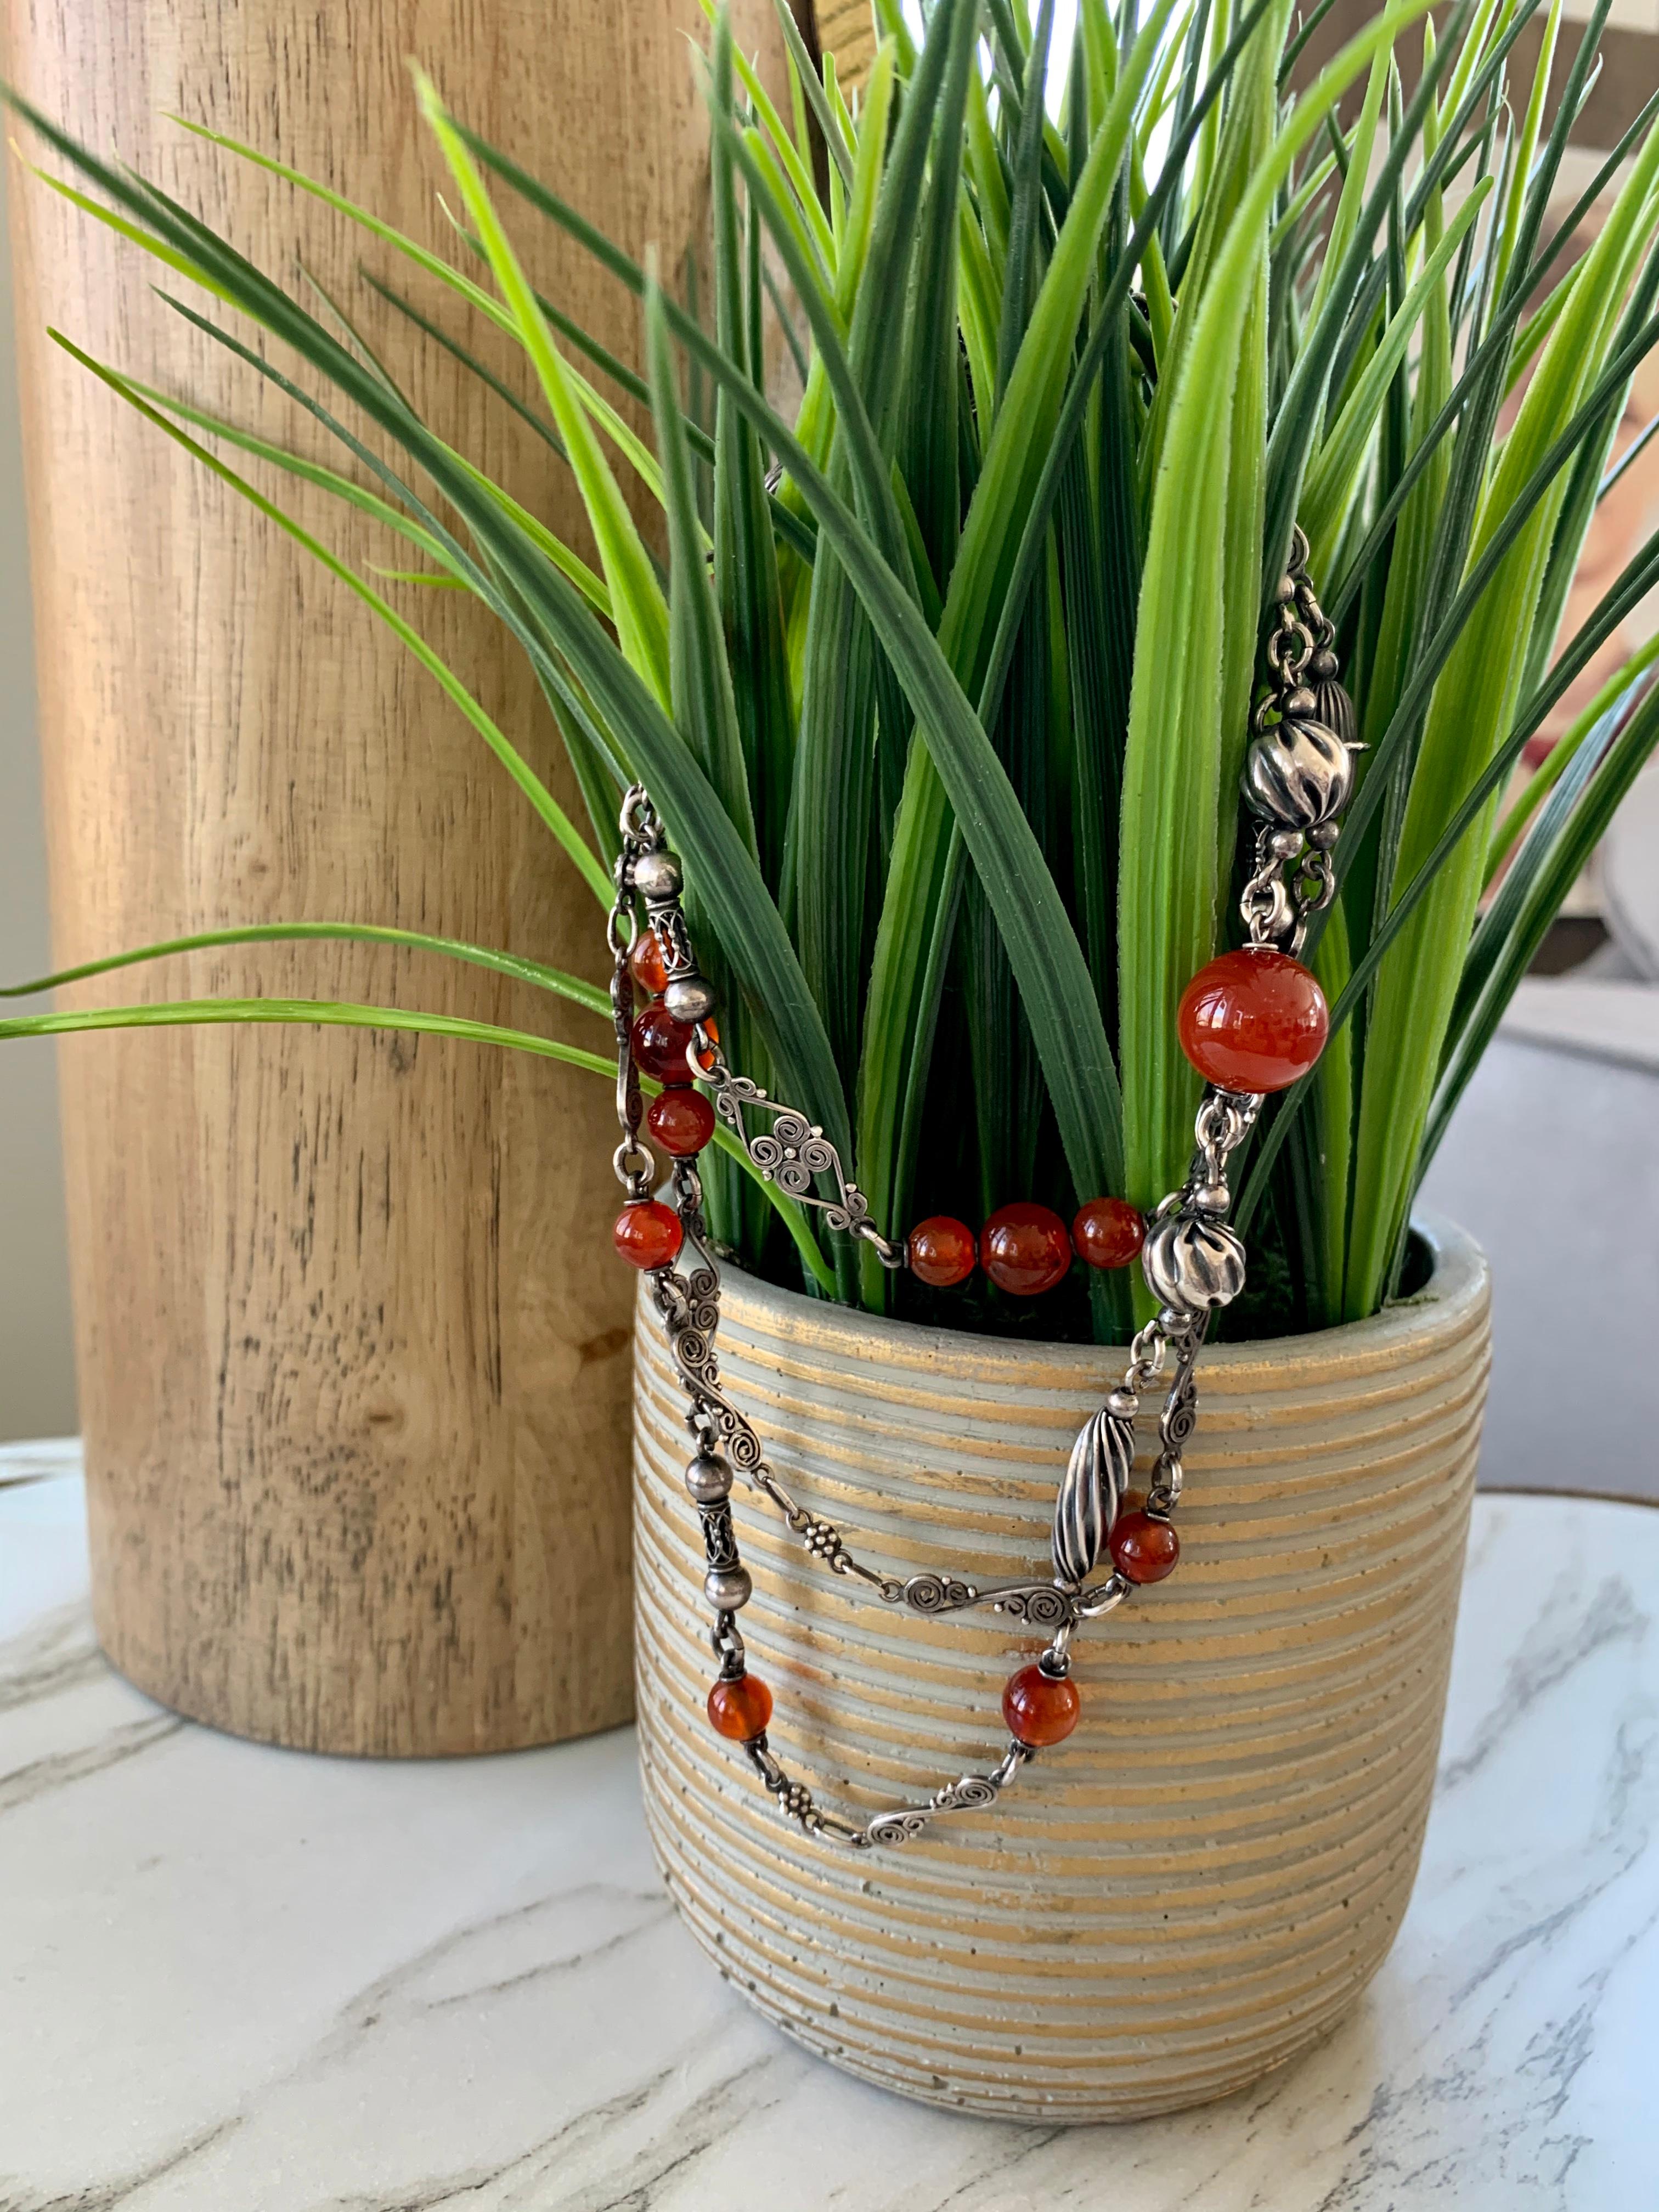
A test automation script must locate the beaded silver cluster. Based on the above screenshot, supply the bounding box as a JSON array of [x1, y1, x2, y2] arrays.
[[607, 534, 1357, 1850]]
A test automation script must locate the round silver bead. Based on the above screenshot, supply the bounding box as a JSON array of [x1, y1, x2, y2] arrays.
[[704, 1564, 753, 1611], [1142, 1211, 1247, 1312], [632, 848, 684, 902], [662, 974, 716, 1023], [1244, 714, 1355, 830], [684, 1452, 732, 1505], [1105, 1387, 1139, 1419], [1193, 1180, 1231, 1216], [1268, 827, 1306, 861]]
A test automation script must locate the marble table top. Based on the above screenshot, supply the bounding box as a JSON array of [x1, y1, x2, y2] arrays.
[[3, 1452, 1655, 2211]]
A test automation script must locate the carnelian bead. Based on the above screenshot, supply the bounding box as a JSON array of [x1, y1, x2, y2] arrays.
[[1176, 946, 1328, 1093], [612, 1198, 684, 1272], [981, 1202, 1072, 1296], [1109, 1497, 1180, 1584], [907, 1214, 977, 1288], [1002, 1663, 1080, 1748], [1072, 1196, 1145, 1271], [628, 928, 670, 997], [647, 1086, 716, 1158], [708, 1671, 772, 1742], [630, 1000, 716, 1082]]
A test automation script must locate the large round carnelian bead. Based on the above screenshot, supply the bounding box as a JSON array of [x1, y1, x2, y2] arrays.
[[981, 1202, 1073, 1296], [1109, 1497, 1180, 1584], [1072, 1195, 1146, 1271], [707, 1671, 772, 1742], [907, 1214, 977, 1288], [612, 1199, 684, 1272], [628, 927, 670, 997], [1002, 1663, 1081, 1748], [1176, 946, 1328, 1093], [647, 1085, 716, 1158], [630, 1000, 716, 1082]]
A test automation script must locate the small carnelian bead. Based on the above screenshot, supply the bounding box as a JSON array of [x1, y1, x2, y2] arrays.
[[907, 1214, 978, 1288], [647, 1085, 716, 1158], [707, 1671, 772, 1742], [1109, 1497, 1181, 1584], [1072, 1195, 1146, 1271], [1177, 946, 1329, 1093], [1002, 1662, 1081, 1748], [612, 1198, 684, 1272], [628, 928, 670, 997], [981, 1202, 1073, 1296], [630, 1000, 716, 1082]]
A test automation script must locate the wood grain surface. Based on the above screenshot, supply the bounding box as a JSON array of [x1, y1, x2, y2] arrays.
[[634, 1218, 1492, 2120], [3, 0, 789, 1755]]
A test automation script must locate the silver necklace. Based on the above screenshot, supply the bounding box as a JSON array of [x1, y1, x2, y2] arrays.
[[607, 534, 1357, 1850]]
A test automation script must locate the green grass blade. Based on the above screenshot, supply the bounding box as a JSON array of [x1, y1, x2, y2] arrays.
[[0, 923, 611, 1014], [1121, 0, 1436, 1213], [57, 334, 614, 906], [417, 74, 672, 707], [0, 990, 831, 1284], [646, 281, 755, 861]]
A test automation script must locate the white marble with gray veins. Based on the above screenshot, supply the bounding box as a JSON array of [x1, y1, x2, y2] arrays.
[[2, 1451, 1655, 2210]]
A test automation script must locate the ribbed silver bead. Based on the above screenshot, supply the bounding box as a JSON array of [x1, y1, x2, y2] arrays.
[[1142, 1212, 1247, 1312], [1244, 714, 1355, 830]]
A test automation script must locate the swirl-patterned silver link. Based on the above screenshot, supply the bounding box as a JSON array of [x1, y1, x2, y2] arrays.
[[607, 539, 1357, 1847]]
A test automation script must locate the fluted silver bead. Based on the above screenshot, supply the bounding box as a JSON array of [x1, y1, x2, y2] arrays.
[[1244, 714, 1355, 830], [1143, 1211, 1247, 1312]]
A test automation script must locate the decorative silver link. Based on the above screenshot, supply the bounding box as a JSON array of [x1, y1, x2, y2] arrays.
[[703, 1063, 905, 1267]]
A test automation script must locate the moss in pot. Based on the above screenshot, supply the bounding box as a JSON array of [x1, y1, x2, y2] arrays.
[[3, 0, 1656, 2117]]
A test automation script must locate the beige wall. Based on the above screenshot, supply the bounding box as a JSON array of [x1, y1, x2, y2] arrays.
[[0, 153, 76, 1442]]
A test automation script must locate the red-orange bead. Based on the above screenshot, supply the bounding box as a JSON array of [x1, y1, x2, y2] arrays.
[[1176, 947, 1328, 1093], [628, 928, 670, 997], [707, 1671, 772, 1741], [1109, 1499, 1180, 1584], [981, 1202, 1073, 1296], [612, 1198, 684, 1272], [1002, 1663, 1080, 1748], [630, 1000, 716, 1082], [907, 1214, 977, 1288], [647, 1085, 716, 1158], [1072, 1196, 1145, 1270]]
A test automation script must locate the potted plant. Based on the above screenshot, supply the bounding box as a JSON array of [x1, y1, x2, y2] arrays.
[[5, 0, 1657, 2119]]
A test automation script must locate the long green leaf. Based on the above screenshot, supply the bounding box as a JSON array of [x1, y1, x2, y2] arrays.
[[0, 923, 611, 1014]]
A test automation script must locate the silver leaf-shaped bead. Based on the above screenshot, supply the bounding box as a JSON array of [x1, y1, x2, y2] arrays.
[[1051, 1408, 1133, 1589], [1244, 714, 1355, 829], [1142, 1212, 1246, 1312]]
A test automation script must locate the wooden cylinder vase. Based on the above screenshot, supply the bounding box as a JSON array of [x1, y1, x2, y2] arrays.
[[3, 1, 792, 1754], [634, 1215, 1491, 2120]]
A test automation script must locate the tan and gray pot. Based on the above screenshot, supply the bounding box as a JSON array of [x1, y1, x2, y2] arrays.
[[633, 1214, 1490, 2123]]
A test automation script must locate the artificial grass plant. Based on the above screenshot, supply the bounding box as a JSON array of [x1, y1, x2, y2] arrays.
[[4, 0, 1658, 1343]]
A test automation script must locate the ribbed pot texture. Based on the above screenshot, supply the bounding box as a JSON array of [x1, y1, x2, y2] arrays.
[[633, 1214, 1490, 2123]]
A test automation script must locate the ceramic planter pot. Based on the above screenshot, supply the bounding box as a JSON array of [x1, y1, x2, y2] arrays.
[[633, 1213, 1490, 2123]]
